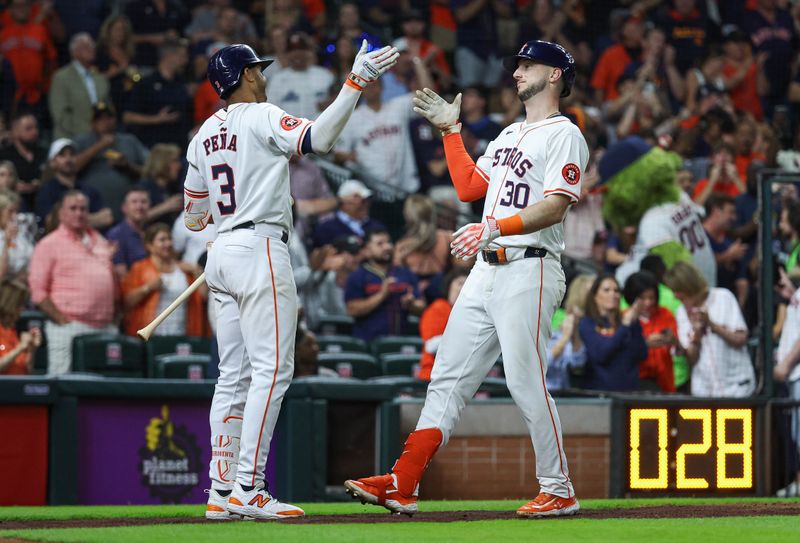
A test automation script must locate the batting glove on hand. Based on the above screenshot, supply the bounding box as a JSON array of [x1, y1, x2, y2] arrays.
[[412, 88, 462, 132], [450, 216, 501, 260], [348, 40, 399, 90]]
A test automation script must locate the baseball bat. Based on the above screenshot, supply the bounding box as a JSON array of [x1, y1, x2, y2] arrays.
[[137, 272, 206, 341]]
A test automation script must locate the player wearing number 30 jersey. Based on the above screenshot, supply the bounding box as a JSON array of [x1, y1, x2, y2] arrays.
[[184, 42, 398, 521], [346, 40, 587, 518]]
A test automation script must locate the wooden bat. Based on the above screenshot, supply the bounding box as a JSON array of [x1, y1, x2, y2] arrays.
[[137, 272, 206, 341]]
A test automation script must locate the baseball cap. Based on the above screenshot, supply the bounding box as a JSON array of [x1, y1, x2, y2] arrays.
[[722, 25, 750, 44], [287, 32, 312, 52], [401, 9, 425, 23], [338, 179, 373, 198], [48, 138, 76, 160], [332, 234, 363, 255], [92, 101, 115, 120]]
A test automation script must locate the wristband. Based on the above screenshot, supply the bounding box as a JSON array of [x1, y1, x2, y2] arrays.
[[440, 123, 462, 136], [346, 72, 368, 91], [497, 214, 524, 236]]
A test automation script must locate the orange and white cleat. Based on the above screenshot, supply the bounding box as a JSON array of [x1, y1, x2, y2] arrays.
[[226, 481, 305, 520], [516, 492, 580, 518], [344, 474, 418, 515], [204, 488, 241, 520]]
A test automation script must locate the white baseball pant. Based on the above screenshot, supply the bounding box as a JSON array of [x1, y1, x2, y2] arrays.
[[416, 255, 574, 497], [205, 224, 297, 489]]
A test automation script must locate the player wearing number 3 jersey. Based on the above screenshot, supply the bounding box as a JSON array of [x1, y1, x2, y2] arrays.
[[345, 41, 588, 517], [184, 42, 398, 520]]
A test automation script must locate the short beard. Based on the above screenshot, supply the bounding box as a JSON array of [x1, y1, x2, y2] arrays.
[[518, 79, 547, 102]]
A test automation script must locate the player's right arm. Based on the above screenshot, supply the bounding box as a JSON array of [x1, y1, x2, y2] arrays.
[[412, 88, 488, 202]]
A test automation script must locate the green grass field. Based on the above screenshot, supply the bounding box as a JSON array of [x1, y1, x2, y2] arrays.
[[1, 499, 798, 543]]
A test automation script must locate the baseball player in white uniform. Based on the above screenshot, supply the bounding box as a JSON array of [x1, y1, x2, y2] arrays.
[[345, 40, 587, 518], [185, 42, 398, 520]]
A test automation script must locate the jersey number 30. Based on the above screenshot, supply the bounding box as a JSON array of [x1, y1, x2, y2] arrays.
[[212, 163, 236, 215]]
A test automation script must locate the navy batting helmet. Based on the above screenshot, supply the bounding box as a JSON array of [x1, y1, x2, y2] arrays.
[[503, 40, 576, 98], [207, 44, 274, 99]]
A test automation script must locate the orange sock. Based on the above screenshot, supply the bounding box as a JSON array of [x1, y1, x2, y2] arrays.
[[391, 428, 443, 496]]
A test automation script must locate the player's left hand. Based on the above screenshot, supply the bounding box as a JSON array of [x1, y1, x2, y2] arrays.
[[450, 216, 501, 260]]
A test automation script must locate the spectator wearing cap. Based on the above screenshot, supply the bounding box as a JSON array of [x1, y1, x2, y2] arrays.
[[29, 190, 117, 375], [303, 233, 362, 332], [590, 15, 645, 103], [123, 0, 189, 67], [345, 228, 425, 342], [0, 112, 47, 212], [48, 33, 111, 140], [266, 32, 334, 121], [73, 102, 149, 222], [742, 0, 796, 119], [289, 155, 337, 241], [311, 179, 386, 248], [720, 26, 764, 121], [123, 40, 191, 148], [657, 0, 719, 74], [35, 139, 112, 230]]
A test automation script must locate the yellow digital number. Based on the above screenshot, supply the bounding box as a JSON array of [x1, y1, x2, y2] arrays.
[[716, 409, 753, 489], [675, 409, 711, 489], [629, 409, 668, 489]]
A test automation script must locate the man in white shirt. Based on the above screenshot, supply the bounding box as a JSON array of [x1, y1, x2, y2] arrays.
[[266, 32, 334, 120]]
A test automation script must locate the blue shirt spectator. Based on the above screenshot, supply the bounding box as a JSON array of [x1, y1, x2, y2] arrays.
[[578, 274, 648, 392], [312, 180, 386, 248], [344, 229, 424, 342], [105, 186, 151, 277], [546, 328, 587, 391]]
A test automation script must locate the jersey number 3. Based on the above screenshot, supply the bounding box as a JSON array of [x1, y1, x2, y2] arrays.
[[212, 163, 236, 215]]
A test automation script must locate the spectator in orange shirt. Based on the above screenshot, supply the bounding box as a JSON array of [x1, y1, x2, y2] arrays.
[[623, 270, 678, 393], [121, 223, 207, 338], [693, 143, 747, 206], [0, 0, 57, 110], [396, 9, 452, 91], [720, 26, 764, 121], [590, 15, 644, 103], [418, 268, 469, 381], [0, 278, 41, 375]]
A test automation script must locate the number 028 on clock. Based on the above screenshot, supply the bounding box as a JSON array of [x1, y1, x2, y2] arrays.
[[625, 407, 755, 493]]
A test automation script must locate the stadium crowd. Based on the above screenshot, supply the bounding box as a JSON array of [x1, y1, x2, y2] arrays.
[[0, 0, 799, 403]]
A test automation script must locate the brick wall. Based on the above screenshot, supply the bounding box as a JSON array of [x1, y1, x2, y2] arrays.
[[420, 435, 610, 499]]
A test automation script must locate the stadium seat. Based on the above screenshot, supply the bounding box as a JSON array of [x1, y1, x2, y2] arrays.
[[371, 335, 424, 357], [153, 353, 211, 380], [317, 335, 368, 354], [318, 315, 354, 336], [144, 336, 211, 377], [71, 333, 145, 378], [380, 353, 421, 377], [317, 352, 380, 379], [16, 310, 48, 374]]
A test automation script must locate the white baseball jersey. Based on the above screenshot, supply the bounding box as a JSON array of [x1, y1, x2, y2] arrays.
[[266, 66, 334, 120], [335, 93, 419, 193], [778, 288, 800, 382], [475, 116, 589, 255], [616, 192, 717, 286], [185, 102, 313, 233], [675, 288, 755, 397]]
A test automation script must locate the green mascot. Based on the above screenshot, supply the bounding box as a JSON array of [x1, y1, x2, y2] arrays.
[[598, 136, 717, 287]]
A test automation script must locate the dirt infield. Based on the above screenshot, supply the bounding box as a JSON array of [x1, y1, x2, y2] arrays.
[[0, 502, 798, 532]]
